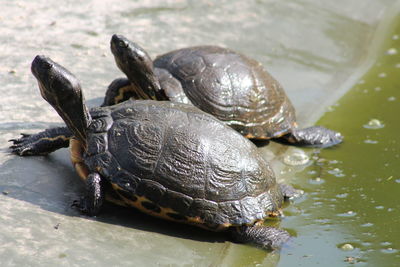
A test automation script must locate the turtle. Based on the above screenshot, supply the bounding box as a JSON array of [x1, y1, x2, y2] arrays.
[[10, 55, 300, 250], [11, 35, 342, 155], [104, 34, 342, 148]]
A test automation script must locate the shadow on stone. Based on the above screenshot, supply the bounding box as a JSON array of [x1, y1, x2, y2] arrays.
[[0, 148, 227, 244]]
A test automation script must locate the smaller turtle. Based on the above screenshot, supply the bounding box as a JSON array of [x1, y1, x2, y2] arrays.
[[105, 34, 342, 148], [11, 55, 300, 250]]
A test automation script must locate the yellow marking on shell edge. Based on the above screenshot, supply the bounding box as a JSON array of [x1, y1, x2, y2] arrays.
[[110, 183, 176, 219], [186, 216, 203, 224], [243, 133, 271, 140], [243, 133, 256, 139], [105, 194, 130, 207], [110, 183, 232, 231], [253, 220, 264, 226], [111, 183, 276, 231], [268, 210, 282, 217], [69, 138, 89, 182]]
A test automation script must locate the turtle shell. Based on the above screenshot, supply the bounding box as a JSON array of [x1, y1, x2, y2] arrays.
[[154, 46, 297, 139], [82, 100, 283, 230]]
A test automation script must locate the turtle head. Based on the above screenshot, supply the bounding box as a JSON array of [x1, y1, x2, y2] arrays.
[[31, 55, 91, 144], [110, 34, 162, 100]]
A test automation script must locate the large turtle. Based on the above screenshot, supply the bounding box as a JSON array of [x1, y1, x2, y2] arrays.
[[105, 34, 342, 148], [10, 55, 299, 250]]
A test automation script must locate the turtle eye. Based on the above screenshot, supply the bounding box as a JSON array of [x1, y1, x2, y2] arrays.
[[119, 40, 128, 48], [41, 60, 53, 70]]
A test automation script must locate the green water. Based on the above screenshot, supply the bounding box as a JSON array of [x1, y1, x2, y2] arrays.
[[279, 17, 400, 267]]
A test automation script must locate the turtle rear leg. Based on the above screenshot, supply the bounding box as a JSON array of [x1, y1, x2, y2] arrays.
[[273, 126, 343, 148], [9, 126, 72, 156], [102, 78, 142, 106], [230, 225, 291, 250], [279, 183, 303, 200]]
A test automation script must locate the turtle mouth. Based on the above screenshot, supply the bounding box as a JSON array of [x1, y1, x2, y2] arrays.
[[37, 81, 46, 95]]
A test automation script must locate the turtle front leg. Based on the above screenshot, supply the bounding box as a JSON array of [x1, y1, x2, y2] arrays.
[[273, 126, 343, 148], [74, 172, 105, 216], [9, 127, 72, 156], [102, 76, 171, 107], [102, 78, 142, 106], [230, 225, 291, 250]]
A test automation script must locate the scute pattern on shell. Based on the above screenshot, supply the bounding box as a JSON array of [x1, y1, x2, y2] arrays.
[[154, 46, 297, 138], [83, 100, 283, 227]]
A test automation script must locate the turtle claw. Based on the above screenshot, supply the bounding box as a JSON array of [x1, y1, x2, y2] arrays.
[[9, 133, 32, 144], [9, 138, 22, 144], [71, 198, 89, 214], [13, 146, 35, 156], [71, 197, 100, 216], [9, 134, 46, 156], [71, 200, 79, 209], [71, 198, 85, 210]]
